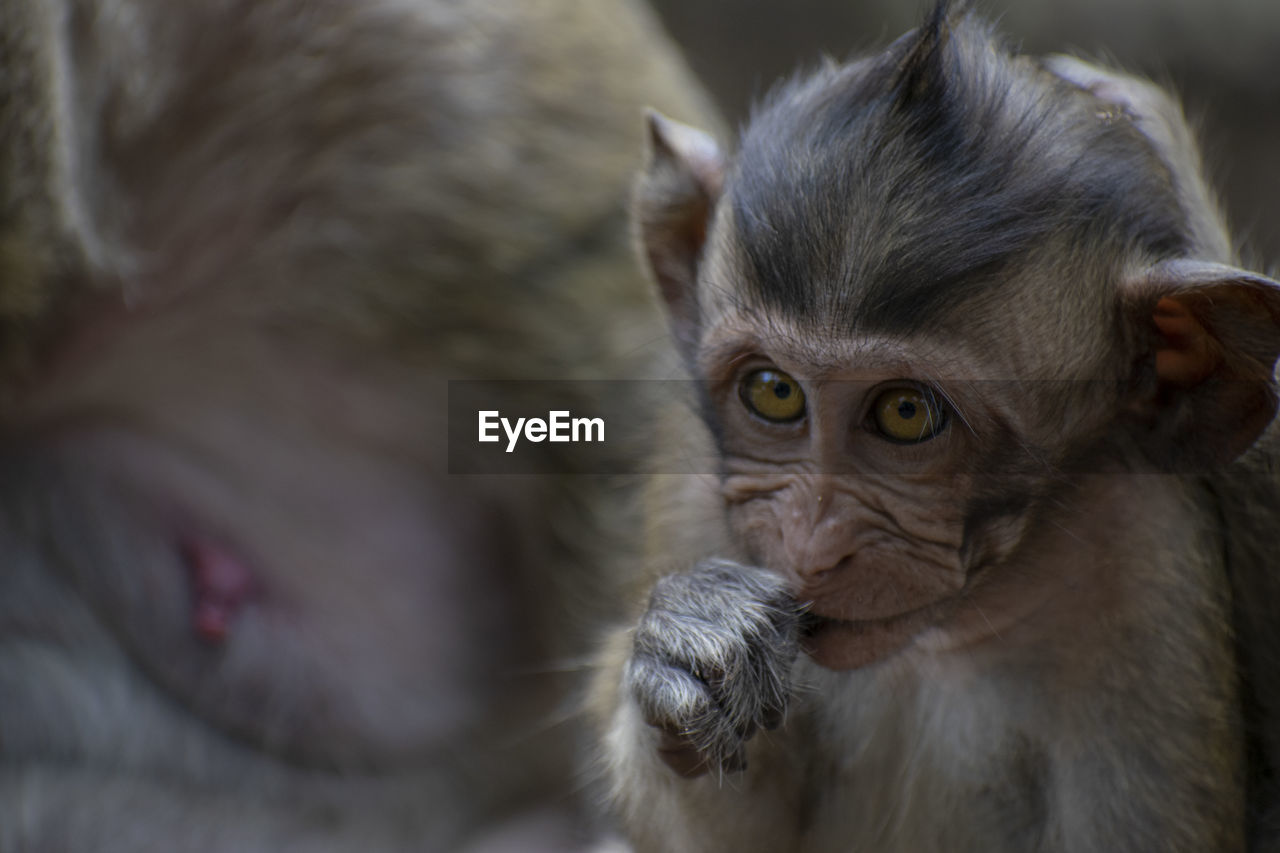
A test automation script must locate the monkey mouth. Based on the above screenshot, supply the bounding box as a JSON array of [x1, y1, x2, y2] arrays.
[[800, 604, 939, 671]]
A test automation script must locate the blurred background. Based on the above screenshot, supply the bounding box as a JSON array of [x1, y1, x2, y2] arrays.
[[647, 0, 1280, 266]]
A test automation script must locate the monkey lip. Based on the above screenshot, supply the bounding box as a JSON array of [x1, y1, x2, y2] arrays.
[[800, 604, 939, 670]]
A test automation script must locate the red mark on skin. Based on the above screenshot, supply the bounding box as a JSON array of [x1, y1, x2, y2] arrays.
[[182, 537, 255, 644]]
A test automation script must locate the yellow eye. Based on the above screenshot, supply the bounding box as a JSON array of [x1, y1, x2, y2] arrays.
[[872, 386, 946, 443], [740, 369, 806, 422]]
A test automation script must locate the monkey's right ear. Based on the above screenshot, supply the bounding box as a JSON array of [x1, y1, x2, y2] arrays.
[[634, 110, 725, 359]]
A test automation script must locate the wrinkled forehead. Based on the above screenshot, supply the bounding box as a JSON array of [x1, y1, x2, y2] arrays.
[[694, 204, 1120, 384], [693, 245, 979, 380]]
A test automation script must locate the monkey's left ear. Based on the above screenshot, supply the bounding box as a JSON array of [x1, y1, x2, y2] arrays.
[[1124, 259, 1280, 465], [633, 110, 725, 360]]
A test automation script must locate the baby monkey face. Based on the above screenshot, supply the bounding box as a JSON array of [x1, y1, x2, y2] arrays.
[[698, 315, 1054, 669]]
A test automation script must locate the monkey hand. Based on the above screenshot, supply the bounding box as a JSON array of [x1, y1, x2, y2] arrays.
[[624, 558, 801, 778]]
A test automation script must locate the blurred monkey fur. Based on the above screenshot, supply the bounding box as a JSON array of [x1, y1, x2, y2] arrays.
[[0, 0, 718, 850], [594, 2, 1280, 851]]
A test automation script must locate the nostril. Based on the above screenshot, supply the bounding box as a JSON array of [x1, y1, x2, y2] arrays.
[[804, 566, 834, 582], [793, 550, 855, 584], [796, 554, 853, 584]]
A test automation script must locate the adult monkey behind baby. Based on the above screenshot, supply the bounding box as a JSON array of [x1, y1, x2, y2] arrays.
[[594, 3, 1280, 850], [0, 0, 717, 850]]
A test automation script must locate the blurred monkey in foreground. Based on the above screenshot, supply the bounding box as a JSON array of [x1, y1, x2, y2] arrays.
[[0, 0, 717, 850], [595, 3, 1280, 850]]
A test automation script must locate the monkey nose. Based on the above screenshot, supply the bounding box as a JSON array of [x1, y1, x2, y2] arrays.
[[792, 552, 852, 586]]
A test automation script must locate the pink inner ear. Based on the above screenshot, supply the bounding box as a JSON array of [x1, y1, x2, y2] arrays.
[[1153, 297, 1220, 388]]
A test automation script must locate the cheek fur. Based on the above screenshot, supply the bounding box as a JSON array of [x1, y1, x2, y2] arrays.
[[727, 491, 794, 570]]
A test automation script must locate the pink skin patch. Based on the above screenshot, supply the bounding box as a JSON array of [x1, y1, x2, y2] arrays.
[[181, 537, 256, 644]]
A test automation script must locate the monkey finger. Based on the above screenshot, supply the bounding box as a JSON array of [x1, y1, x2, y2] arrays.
[[680, 559, 795, 621], [633, 609, 747, 683], [627, 655, 716, 733]]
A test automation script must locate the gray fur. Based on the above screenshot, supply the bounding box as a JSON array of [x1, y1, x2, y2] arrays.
[[596, 4, 1280, 851], [625, 558, 801, 771], [727, 8, 1186, 336]]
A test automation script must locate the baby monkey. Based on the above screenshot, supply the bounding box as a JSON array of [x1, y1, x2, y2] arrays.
[[594, 3, 1280, 851]]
